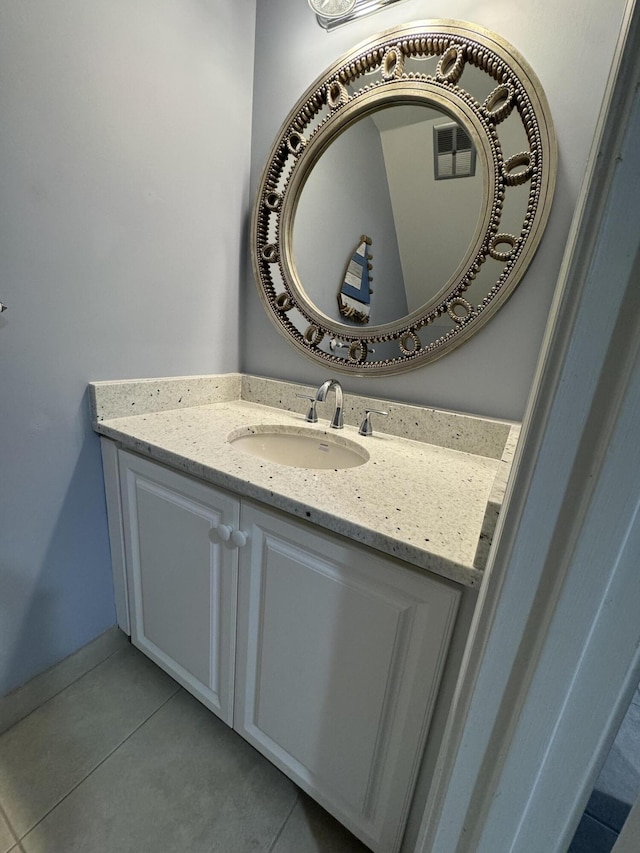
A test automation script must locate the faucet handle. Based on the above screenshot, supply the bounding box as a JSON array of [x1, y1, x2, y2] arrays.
[[296, 393, 318, 423], [358, 409, 388, 437]]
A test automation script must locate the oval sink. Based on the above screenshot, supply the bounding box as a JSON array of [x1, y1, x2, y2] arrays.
[[227, 426, 369, 470]]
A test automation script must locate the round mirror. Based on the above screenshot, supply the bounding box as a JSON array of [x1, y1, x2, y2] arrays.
[[252, 21, 557, 374]]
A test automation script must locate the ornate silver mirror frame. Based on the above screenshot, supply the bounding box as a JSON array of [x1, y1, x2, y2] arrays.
[[252, 21, 557, 375]]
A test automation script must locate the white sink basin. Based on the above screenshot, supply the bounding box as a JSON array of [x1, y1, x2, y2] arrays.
[[227, 426, 369, 470]]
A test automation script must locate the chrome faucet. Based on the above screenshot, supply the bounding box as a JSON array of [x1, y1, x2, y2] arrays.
[[315, 379, 344, 429]]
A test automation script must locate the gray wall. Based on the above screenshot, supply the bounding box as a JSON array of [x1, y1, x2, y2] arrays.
[[378, 112, 483, 312], [0, 0, 256, 696], [243, 0, 628, 420], [0, 0, 628, 695], [293, 114, 407, 326]]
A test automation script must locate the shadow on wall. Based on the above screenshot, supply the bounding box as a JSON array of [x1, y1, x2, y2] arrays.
[[1, 396, 116, 697]]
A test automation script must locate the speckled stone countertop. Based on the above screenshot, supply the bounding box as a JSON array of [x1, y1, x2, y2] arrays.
[[89, 374, 520, 588]]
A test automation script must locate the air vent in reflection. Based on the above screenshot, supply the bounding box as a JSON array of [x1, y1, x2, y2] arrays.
[[434, 121, 476, 180]]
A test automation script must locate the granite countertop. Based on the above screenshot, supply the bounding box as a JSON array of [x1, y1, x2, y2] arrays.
[[89, 374, 520, 588]]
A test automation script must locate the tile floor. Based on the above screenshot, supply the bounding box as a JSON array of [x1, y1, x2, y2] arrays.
[[0, 629, 370, 853]]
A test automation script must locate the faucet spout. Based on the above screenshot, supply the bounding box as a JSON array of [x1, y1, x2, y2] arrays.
[[315, 379, 344, 429]]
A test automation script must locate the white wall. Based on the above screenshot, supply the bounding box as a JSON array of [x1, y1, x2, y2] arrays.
[[0, 0, 256, 696], [243, 0, 628, 420]]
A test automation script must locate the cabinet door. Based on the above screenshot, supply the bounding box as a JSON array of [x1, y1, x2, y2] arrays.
[[119, 451, 238, 725], [234, 501, 460, 853]]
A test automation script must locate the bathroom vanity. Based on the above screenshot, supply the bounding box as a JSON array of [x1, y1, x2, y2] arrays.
[[90, 373, 518, 853]]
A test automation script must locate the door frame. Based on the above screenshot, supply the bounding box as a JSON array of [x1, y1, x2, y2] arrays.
[[415, 1, 640, 850]]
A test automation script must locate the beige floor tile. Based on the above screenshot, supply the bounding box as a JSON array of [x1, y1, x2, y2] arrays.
[[271, 793, 372, 853], [0, 808, 18, 853], [0, 644, 177, 838], [21, 689, 297, 853], [0, 628, 128, 737]]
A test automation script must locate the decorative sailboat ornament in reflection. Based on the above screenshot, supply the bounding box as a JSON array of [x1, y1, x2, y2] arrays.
[[337, 235, 373, 324]]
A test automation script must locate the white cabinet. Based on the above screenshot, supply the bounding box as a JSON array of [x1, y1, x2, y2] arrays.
[[107, 446, 461, 853], [118, 451, 238, 725], [235, 502, 460, 853]]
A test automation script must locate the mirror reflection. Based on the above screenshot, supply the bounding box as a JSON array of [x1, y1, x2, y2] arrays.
[[292, 104, 484, 328]]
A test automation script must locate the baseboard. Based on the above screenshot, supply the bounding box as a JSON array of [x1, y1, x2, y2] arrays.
[[0, 626, 129, 736]]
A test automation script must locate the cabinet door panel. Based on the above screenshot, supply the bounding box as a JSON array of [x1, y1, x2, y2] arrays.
[[235, 502, 460, 853], [250, 537, 403, 812], [136, 482, 216, 685], [119, 451, 238, 725]]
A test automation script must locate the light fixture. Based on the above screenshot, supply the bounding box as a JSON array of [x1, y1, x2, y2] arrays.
[[308, 0, 356, 17], [309, 0, 406, 31]]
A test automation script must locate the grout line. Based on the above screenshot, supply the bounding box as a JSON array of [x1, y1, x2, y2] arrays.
[[581, 808, 623, 838], [586, 798, 632, 832], [0, 800, 19, 847], [0, 641, 131, 737], [17, 685, 181, 843], [265, 791, 299, 853]]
